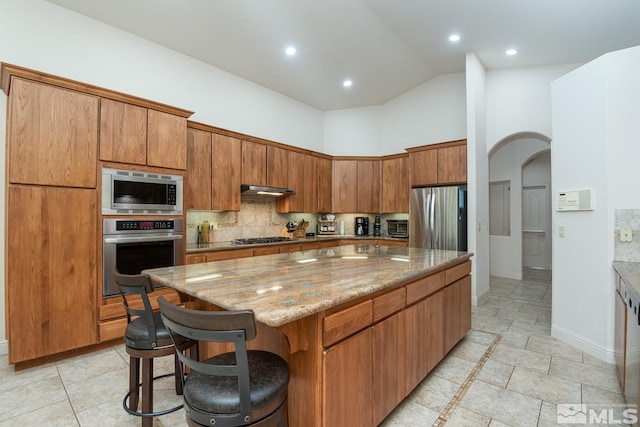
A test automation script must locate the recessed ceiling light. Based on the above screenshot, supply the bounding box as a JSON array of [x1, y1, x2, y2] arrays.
[[343, 80, 352, 88], [505, 48, 518, 56], [449, 34, 461, 42], [285, 46, 296, 56]]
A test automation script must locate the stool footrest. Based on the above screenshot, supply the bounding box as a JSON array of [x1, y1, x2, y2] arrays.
[[123, 372, 183, 418]]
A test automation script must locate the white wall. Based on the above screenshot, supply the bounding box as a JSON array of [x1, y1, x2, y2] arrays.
[[486, 64, 580, 151], [0, 85, 5, 355], [551, 45, 640, 362], [324, 73, 467, 156], [489, 139, 550, 279], [466, 54, 490, 304]]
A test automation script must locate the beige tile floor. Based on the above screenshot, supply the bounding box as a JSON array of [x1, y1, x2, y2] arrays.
[[0, 269, 629, 426]]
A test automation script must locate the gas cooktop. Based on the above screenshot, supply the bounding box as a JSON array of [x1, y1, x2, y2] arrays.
[[231, 237, 293, 245]]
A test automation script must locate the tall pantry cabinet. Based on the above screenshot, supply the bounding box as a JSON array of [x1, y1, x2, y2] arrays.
[[3, 69, 100, 363], [2, 63, 194, 365]]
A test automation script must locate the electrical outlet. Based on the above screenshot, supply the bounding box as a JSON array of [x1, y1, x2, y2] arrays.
[[211, 222, 218, 230], [559, 225, 565, 238], [621, 228, 633, 242]]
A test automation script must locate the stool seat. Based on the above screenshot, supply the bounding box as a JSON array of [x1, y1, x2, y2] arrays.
[[186, 351, 289, 414], [125, 311, 182, 349]]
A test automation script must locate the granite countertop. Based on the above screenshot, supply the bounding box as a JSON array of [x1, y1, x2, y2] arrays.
[[185, 234, 409, 253], [146, 244, 472, 327], [613, 261, 640, 299]]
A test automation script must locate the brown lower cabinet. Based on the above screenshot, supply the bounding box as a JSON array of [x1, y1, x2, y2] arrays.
[[317, 259, 471, 426]]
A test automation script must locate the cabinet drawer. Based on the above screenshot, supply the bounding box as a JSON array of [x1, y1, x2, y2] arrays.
[[406, 272, 445, 305], [445, 260, 471, 284], [254, 246, 281, 256], [373, 287, 406, 323], [323, 300, 373, 347]]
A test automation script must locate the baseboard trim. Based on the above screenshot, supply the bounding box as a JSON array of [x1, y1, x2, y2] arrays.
[[0, 339, 7, 356], [489, 269, 523, 281], [473, 286, 491, 307], [551, 324, 614, 364]]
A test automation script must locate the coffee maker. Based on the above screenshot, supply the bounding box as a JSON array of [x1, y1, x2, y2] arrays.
[[355, 217, 369, 235]]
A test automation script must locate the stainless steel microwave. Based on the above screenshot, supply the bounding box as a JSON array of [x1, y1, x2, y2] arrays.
[[101, 168, 183, 215]]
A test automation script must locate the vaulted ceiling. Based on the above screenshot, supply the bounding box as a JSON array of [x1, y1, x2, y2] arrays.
[[46, 0, 640, 111]]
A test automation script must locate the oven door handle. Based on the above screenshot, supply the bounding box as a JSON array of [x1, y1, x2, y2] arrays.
[[103, 235, 184, 244]]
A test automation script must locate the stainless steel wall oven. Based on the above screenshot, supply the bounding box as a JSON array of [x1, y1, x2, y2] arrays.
[[102, 218, 184, 297]]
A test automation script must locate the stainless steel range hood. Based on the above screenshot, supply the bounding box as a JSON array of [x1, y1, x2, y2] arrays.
[[240, 184, 296, 197]]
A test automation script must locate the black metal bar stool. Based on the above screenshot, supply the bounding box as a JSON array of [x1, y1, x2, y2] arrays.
[[113, 269, 199, 427], [158, 296, 290, 427]]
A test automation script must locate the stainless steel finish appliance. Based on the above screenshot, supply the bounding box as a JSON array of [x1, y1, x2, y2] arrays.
[[102, 218, 184, 297], [409, 186, 467, 251], [373, 215, 381, 237], [240, 184, 295, 197], [387, 219, 408, 238], [102, 168, 183, 215], [232, 237, 293, 245], [355, 217, 369, 235]]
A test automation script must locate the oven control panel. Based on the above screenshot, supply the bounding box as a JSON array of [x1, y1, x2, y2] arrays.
[[115, 220, 175, 231]]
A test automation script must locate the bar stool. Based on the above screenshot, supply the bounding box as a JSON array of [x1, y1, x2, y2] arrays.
[[113, 269, 198, 427], [158, 296, 290, 427]]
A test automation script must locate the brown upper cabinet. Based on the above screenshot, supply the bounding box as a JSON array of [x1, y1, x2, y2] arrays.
[[381, 155, 409, 213], [241, 140, 267, 186], [332, 160, 358, 213], [185, 125, 241, 211], [317, 157, 333, 213], [276, 151, 317, 213], [100, 99, 188, 170], [267, 146, 289, 188], [185, 127, 213, 210], [356, 160, 381, 213], [332, 159, 381, 213], [7, 77, 99, 188], [409, 140, 467, 187]]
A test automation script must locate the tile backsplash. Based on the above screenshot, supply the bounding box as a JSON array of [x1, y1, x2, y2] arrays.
[[614, 209, 640, 261], [185, 198, 408, 244]]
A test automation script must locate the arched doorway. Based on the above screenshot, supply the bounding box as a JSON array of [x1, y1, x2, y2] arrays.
[[488, 132, 551, 280]]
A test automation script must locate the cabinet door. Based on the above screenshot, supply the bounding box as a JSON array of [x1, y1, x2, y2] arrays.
[[286, 151, 306, 212], [410, 149, 437, 187], [615, 287, 627, 390], [356, 160, 380, 213], [381, 156, 409, 213], [267, 146, 289, 188], [438, 144, 467, 184], [444, 279, 462, 353], [100, 98, 147, 165], [405, 299, 429, 394], [241, 140, 267, 186], [372, 311, 406, 426], [426, 290, 445, 372], [333, 160, 358, 213], [323, 328, 372, 427], [459, 274, 472, 337], [212, 133, 241, 211], [185, 128, 212, 210], [7, 185, 98, 363], [8, 78, 98, 188], [147, 109, 187, 170], [304, 154, 318, 212], [317, 157, 333, 213]]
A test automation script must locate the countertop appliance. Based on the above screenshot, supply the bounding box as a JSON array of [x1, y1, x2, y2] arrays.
[[410, 185, 467, 251], [373, 215, 381, 237], [387, 219, 408, 238], [355, 217, 369, 235], [102, 168, 183, 215], [102, 218, 184, 297]]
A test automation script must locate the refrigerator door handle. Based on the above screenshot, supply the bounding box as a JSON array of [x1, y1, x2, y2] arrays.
[[429, 190, 436, 249]]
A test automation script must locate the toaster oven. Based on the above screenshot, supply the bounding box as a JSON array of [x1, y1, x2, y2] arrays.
[[387, 219, 408, 238]]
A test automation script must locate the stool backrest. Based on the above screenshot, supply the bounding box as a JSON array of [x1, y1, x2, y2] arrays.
[[112, 268, 157, 348], [158, 296, 257, 422]]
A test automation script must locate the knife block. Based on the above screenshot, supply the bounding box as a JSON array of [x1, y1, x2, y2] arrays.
[[293, 229, 306, 238]]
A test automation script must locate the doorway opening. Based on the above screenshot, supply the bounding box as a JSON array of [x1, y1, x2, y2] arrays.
[[488, 133, 551, 281]]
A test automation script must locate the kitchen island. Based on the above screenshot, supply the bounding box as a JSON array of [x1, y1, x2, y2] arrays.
[[146, 244, 473, 427]]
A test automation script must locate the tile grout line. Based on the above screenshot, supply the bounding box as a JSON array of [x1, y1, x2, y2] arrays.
[[431, 332, 503, 427]]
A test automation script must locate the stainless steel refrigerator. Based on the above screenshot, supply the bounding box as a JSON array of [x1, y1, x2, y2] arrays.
[[409, 186, 468, 251]]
